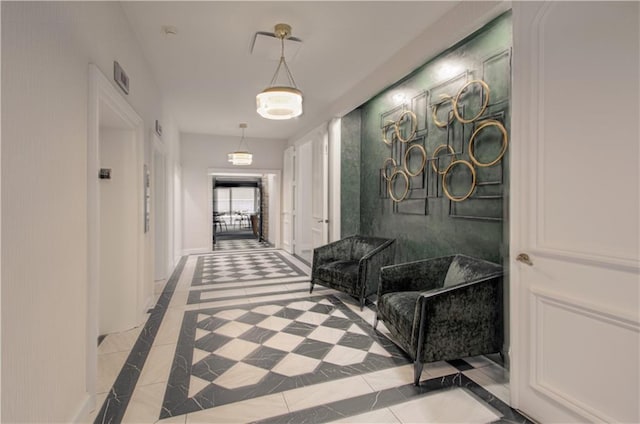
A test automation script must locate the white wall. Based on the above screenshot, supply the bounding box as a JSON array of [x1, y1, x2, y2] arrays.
[[1, 2, 177, 422], [181, 132, 287, 253]]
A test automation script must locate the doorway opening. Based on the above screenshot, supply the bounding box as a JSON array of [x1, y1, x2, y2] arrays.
[[87, 64, 147, 407], [209, 171, 281, 251]]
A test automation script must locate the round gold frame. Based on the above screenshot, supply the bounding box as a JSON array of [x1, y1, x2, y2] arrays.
[[382, 157, 397, 181], [431, 95, 454, 128], [442, 160, 477, 202], [404, 144, 427, 177], [394, 110, 417, 143], [382, 120, 396, 146], [468, 119, 509, 167], [430, 144, 456, 175], [388, 169, 409, 203], [452, 79, 490, 124]]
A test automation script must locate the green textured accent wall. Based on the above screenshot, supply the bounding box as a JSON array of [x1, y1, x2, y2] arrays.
[[341, 109, 362, 237], [344, 12, 512, 265]]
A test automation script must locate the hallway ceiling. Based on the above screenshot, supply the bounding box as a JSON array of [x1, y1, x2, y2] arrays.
[[120, 1, 458, 140]]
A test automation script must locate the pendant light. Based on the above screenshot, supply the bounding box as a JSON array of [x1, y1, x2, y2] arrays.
[[227, 123, 252, 166], [256, 23, 303, 120]]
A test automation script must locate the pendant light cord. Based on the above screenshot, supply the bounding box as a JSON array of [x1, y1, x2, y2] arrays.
[[268, 35, 298, 88]]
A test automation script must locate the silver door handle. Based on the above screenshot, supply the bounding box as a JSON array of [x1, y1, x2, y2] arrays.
[[516, 253, 533, 266], [317, 219, 329, 223]]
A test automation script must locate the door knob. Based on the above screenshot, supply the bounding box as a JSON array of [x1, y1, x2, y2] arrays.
[[516, 253, 533, 266]]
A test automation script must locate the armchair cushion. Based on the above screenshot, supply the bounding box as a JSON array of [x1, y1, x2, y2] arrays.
[[316, 260, 359, 290]]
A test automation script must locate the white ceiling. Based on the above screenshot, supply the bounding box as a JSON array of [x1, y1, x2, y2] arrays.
[[121, 1, 459, 140]]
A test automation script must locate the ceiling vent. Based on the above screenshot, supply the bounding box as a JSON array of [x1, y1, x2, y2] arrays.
[[250, 31, 302, 62]]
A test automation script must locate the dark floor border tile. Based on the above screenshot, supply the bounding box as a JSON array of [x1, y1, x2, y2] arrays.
[[252, 372, 531, 424], [187, 287, 313, 305], [251, 373, 463, 424], [93, 256, 188, 424]]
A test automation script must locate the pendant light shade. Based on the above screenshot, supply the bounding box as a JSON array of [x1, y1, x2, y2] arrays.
[[228, 123, 252, 166], [256, 24, 303, 120]]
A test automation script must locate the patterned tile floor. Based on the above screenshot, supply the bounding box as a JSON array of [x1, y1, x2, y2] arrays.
[[92, 248, 531, 424]]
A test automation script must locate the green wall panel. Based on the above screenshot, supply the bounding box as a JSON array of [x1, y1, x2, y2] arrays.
[[345, 12, 512, 264], [341, 109, 362, 237]]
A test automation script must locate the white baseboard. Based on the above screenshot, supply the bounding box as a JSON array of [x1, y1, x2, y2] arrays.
[[72, 393, 94, 423], [182, 247, 212, 256]]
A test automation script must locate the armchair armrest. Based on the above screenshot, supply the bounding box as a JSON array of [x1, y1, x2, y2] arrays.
[[414, 274, 504, 362], [359, 239, 396, 298], [378, 256, 452, 298]]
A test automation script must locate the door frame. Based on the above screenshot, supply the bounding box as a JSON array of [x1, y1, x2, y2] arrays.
[[151, 132, 169, 280], [86, 64, 145, 406], [206, 168, 282, 250], [510, 2, 640, 422]]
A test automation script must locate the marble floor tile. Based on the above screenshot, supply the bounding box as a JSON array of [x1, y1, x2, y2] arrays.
[[330, 408, 401, 423], [199, 288, 247, 300], [271, 352, 321, 377], [388, 388, 501, 423], [283, 376, 374, 412], [138, 343, 177, 386], [213, 362, 269, 389], [214, 338, 260, 360], [87, 391, 109, 423], [362, 364, 429, 391], [477, 362, 510, 384], [154, 309, 186, 346], [423, 360, 460, 379], [169, 291, 190, 308], [307, 325, 346, 344], [121, 382, 166, 423], [463, 368, 511, 404], [463, 355, 496, 369], [186, 393, 289, 423], [262, 331, 305, 351], [323, 345, 368, 366], [97, 350, 129, 394], [157, 415, 187, 423], [98, 326, 143, 355]]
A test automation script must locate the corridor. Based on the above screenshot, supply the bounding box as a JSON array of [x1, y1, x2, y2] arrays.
[[92, 246, 528, 423]]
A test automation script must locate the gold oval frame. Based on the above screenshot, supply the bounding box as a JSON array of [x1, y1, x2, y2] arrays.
[[431, 95, 454, 128], [452, 79, 490, 124], [442, 160, 477, 202], [468, 120, 509, 167], [404, 144, 427, 177], [388, 169, 410, 203], [382, 120, 396, 146], [394, 110, 417, 143], [430, 144, 456, 175], [382, 157, 397, 181]]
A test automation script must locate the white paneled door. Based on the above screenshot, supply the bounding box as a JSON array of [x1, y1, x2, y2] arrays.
[[282, 146, 295, 254], [311, 130, 329, 251], [511, 2, 639, 423]]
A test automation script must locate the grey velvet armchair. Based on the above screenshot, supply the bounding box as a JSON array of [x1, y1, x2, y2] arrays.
[[310, 235, 396, 310], [374, 254, 503, 385]]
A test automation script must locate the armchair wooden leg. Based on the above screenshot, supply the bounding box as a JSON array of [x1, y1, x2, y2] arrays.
[[309, 282, 314, 294], [373, 314, 379, 330], [413, 361, 424, 386], [359, 297, 366, 311]]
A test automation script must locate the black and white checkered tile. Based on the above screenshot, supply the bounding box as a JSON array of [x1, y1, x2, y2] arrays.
[[160, 295, 408, 418], [192, 251, 307, 286], [213, 239, 271, 251]]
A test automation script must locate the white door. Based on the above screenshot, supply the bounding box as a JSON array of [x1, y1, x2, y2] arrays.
[[311, 130, 329, 249], [511, 3, 639, 423], [282, 146, 295, 254]]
